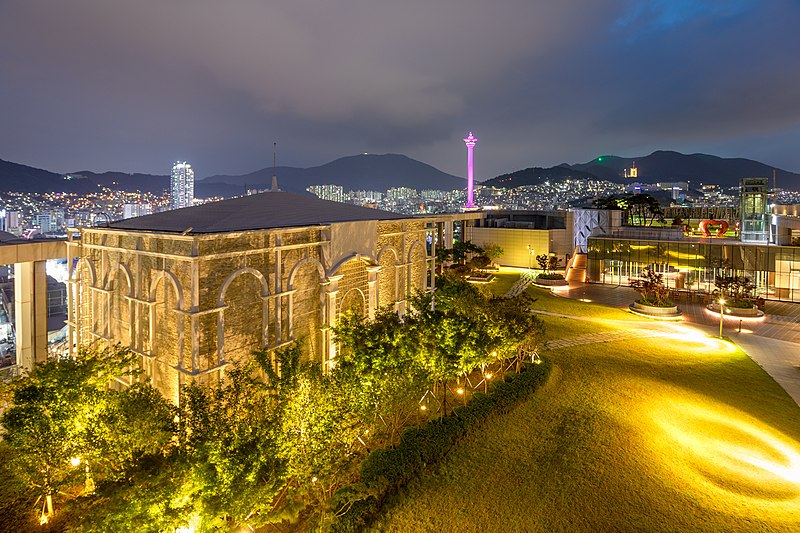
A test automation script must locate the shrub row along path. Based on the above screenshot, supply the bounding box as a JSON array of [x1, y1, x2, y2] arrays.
[[371, 292, 800, 531]]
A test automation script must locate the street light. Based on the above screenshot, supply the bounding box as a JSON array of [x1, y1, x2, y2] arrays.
[[718, 298, 726, 338]]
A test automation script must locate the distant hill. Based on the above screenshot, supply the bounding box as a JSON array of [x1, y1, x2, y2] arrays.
[[0, 159, 96, 194], [70, 170, 170, 194], [566, 150, 800, 188], [481, 165, 601, 188], [199, 153, 466, 194], [0, 153, 465, 197], [3, 150, 798, 196]]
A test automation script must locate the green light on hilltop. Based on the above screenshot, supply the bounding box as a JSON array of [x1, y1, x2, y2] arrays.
[[598, 157, 604, 162]]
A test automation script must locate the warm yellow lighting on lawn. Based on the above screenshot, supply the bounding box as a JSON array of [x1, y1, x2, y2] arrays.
[[647, 387, 800, 521], [457, 388, 464, 395], [70, 456, 81, 467], [660, 324, 737, 354], [420, 404, 427, 411], [578, 298, 592, 302], [486, 373, 493, 380]]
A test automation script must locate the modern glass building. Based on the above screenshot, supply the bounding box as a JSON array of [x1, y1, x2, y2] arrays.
[[740, 177, 770, 243], [587, 231, 800, 302]]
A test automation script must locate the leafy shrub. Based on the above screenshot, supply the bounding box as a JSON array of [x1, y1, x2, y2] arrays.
[[327, 360, 552, 531], [449, 264, 474, 276], [470, 255, 492, 269]]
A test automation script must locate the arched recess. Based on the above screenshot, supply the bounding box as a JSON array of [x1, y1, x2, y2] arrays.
[[216, 267, 270, 364], [287, 257, 326, 360], [407, 240, 427, 296], [72, 257, 98, 339], [339, 287, 366, 316], [148, 270, 184, 399], [73, 256, 97, 287], [334, 257, 371, 319], [377, 246, 400, 309], [106, 263, 133, 347]]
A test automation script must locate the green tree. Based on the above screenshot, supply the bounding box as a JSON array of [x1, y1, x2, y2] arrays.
[[334, 309, 429, 444], [630, 268, 671, 306], [594, 194, 664, 226], [177, 361, 286, 531], [278, 367, 364, 525], [0, 344, 136, 524], [481, 242, 504, 264], [451, 240, 483, 264], [713, 275, 756, 307]]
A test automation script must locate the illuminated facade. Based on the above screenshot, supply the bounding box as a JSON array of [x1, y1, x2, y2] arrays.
[[740, 177, 770, 243], [170, 161, 194, 210], [587, 235, 800, 302], [67, 192, 478, 401], [307, 184, 347, 203]]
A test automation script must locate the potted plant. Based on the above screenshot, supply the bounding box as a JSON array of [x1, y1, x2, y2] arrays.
[[534, 254, 567, 286], [709, 275, 764, 317], [628, 268, 681, 318]]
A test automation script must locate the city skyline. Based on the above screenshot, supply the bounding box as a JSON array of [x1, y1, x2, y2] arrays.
[[1, 1, 799, 180]]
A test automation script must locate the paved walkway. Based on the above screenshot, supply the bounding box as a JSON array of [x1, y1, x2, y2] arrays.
[[543, 327, 669, 350], [553, 283, 800, 406]]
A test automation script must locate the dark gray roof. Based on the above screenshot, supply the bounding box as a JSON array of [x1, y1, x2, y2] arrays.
[[0, 231, 20, 243], [108, 191, 408, 234]]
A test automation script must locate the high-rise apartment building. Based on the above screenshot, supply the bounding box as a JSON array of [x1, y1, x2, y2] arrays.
[[123, 203, 153, 219], [170, 161, 194, 210], [307, 184, 347, 203]]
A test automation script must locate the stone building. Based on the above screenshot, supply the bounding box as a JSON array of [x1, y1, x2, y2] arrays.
[[66, 192, 476, 402]]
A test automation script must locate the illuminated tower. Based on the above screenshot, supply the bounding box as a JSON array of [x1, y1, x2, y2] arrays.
[[170, 161, 194, 210], [464, 131, 478, 208]]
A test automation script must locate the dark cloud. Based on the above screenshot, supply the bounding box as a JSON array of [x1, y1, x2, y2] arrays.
[[1, 0, 799, 180]]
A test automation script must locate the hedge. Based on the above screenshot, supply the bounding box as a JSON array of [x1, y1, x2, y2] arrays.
[[326, 359, 552, 532]]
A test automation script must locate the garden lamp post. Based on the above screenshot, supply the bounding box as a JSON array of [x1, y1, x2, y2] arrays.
[[718, 298, 726, 338]]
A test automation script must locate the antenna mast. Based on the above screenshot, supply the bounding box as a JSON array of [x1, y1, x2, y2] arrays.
[[271, 142, 279, 192]]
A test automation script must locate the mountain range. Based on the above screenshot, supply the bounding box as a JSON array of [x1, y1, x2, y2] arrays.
[[482, 150, 800, 189], [1, 150, 798, 196]]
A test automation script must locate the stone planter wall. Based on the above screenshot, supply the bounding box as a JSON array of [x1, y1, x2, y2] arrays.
[[629, 301, 682, 318], [706, 303, 763, 317], [534, 277, 568, 287]]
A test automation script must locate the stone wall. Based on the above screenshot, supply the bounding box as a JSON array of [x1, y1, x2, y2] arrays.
[[70, 218, 434, 401]]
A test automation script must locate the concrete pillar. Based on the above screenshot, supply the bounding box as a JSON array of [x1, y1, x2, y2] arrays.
[[444, 220, 454, 248], [323, 274, 342, 370], [15, 260, 48, 372], [274, 240, 283, 344], [366, 266, 381, 319]]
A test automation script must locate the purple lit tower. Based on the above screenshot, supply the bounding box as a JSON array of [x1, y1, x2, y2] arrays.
[[463, 131, 478, 208]]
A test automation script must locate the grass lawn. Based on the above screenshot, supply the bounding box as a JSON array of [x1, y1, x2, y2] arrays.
[[483, 271, 521, 297], [371, 317, 800, 532], [526, 286, 640, 322]]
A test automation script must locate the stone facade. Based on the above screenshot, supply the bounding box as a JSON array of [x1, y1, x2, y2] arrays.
[[66, 218, 449, 402]]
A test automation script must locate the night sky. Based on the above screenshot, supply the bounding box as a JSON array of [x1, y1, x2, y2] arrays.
[[2, 1, 799, 179]]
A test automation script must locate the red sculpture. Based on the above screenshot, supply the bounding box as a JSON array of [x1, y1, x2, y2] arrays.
[[698, 219, 729, 237]]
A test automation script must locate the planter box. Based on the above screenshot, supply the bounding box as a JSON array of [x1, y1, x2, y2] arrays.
[[706, 303, 764, 318], [534, 277, 568, 287], [629, 301, 682, 319]]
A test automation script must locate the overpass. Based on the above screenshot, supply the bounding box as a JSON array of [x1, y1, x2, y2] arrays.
[[0, 233, 66, 374]]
